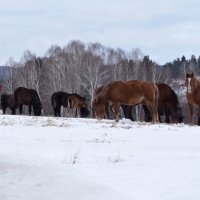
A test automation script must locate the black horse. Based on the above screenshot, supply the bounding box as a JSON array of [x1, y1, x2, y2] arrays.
[[13, 87, 42, 116], [51, 91, 71, 117], [0, 93, 15, 114]]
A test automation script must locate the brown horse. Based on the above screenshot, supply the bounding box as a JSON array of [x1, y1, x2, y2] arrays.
[[143, 83, 183, 123], [185, 72, 200, 125], [92, 86, 111, 119], [0, 93, 15, 114], [92, 80, 159, 122], [121, 83, 183, 123], [68, 93, 89, 117], [13, 87, 42, 116]]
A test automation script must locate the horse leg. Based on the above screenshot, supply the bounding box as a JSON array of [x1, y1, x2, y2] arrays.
[[197, 107, 200, 126], [153, 102, 159, 123], [142, 105, 152, 122], [164, 106, 170, 123], [19, 104, 23, 115], [53, 107, 57, 117], [28, 105, 32, 115], [169, 103, 179, 123], [165, 113, 170, 123], [11, 106, 16, 115], [144, 100, 158, 123], [57, 105, 61, 117], [111, 102, 120, 122], [121, 105, 133, 121], [2, 106, 6, 114], [74, 108, 78, 118], [188, 103, 194, 125], [105, 102, 110, 119]]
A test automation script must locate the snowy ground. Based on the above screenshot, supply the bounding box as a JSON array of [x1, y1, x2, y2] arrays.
[[0, 115, 200, 200]]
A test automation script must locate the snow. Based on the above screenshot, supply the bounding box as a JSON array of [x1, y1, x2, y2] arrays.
[[0, 115, 200, 200]]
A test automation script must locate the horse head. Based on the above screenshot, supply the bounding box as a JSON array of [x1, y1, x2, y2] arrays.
[[185, 72, 194, 94], [92, 85, 109, 120], [31, 90, 42, 116]]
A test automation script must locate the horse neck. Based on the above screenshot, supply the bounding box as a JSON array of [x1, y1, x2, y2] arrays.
[[192, 77, 200, 93], [93, 85, 109, 104], [32, 92, 41, 106], [102, 85, 110, 102]]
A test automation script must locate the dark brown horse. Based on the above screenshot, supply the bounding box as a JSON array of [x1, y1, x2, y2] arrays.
[[143, 83, 183, 123], [185, 72, 200, 125], [13, 87, 42, 116], [0, 93, 15, 114], [68, 93, 89, 117], [51, 91, 71, 117], [92, 80, 159, 122], [121, 83, 183, 123]]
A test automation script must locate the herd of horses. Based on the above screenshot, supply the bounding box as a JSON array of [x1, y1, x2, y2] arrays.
[[0, 72, 200, 125], [0, 89, 88, 118]]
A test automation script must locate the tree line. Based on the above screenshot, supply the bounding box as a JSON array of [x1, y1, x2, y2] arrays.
[[1, 40, 200, 119]]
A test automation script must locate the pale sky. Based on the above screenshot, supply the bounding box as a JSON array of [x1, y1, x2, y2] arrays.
[[0, 0, 200, 65]]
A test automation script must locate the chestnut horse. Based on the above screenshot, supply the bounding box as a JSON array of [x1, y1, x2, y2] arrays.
[[68, 93, 89, 117], [92, 86, 111, 119], [92, 80, 159, 122], [13, 87, 42, 116], [0, 93, 15, 114], [185, 72, 200, 125], [121, 83, 183, 123]]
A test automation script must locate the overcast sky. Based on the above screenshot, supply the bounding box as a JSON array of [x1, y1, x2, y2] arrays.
[[0, 0, 200, 65]]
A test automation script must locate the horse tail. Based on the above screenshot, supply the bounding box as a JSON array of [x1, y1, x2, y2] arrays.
[[51, 94, 57, 113], [68, 95, 73, 109]]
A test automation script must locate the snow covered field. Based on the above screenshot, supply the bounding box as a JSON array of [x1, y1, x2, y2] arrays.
[[0, 115, 200, 200]]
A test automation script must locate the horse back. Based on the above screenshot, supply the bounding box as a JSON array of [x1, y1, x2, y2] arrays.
[[51, 91, 71, 108], [108, 80, 156, 103], [69, 93, 86, 107], [14, 87, 41, 106], [156, 83, 178, 106], [14, 87, 33, 105]]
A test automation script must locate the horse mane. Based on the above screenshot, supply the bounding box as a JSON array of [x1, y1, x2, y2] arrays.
[[93, 85, 110, 104], [193, 76, 200, 91]]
